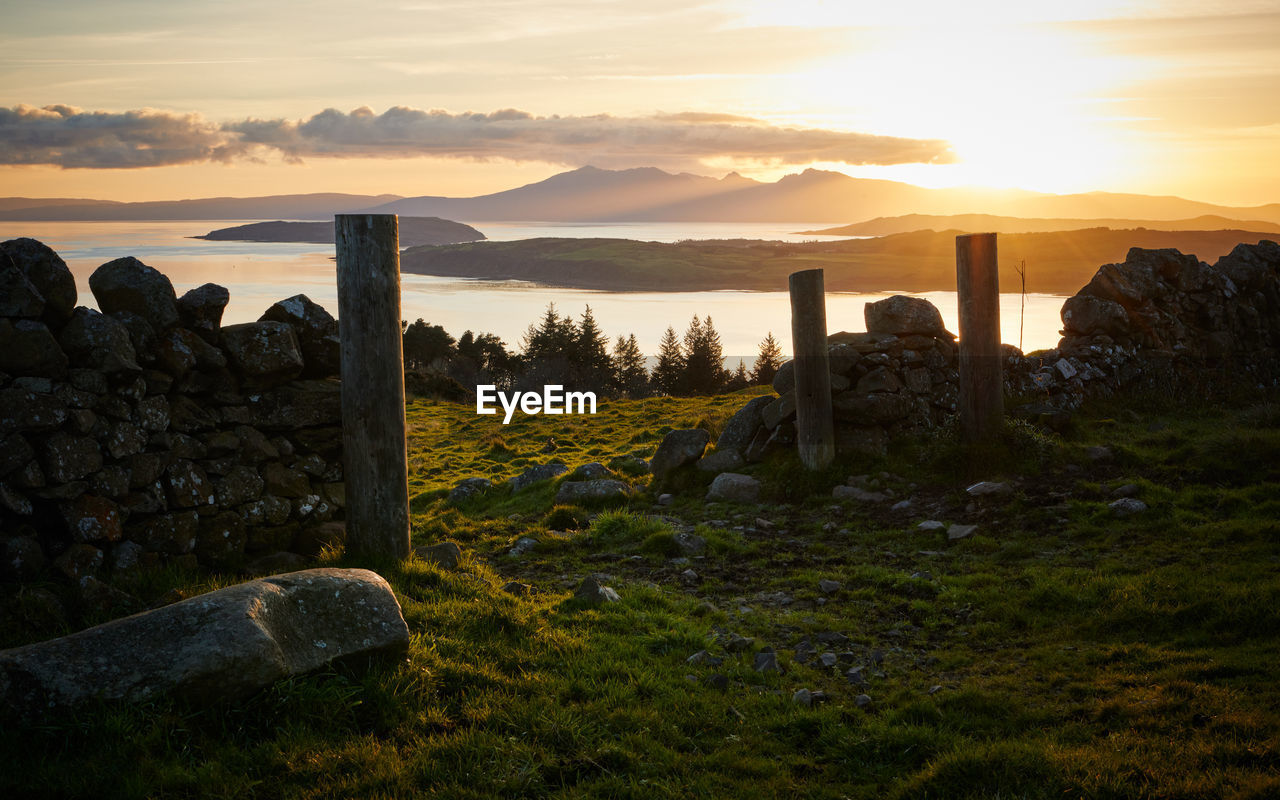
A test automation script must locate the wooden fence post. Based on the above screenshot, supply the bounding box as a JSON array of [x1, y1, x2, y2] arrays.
[[335, 214, 410, 560], [955, 233, 1003, 443], [789, 268, 835, 470]]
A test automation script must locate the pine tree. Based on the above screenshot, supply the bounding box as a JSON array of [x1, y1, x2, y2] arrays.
[[611, 333, 649, 397], [573, 305, 613, 394], [518, 303, 577, 391], [751, 331, 784, 386], [401, 319, 456, 371], [726, 359, 750, 391], [651, 326, 685, 395], [682, 314, 726, 395]]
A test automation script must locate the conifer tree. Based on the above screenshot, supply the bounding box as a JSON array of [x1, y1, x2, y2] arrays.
[[751, 331, 784, 386], [611, 333, 650, 397], [683, 314, 727, 395], [726, 359, 750, 391], [573, 305, 613, 394], [651, 326, 685, 396]]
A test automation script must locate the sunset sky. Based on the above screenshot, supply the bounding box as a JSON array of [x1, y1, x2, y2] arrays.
[[2, 0, 1278, 205]]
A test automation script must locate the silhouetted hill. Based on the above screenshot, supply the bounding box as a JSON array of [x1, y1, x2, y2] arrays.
[[401, 228, 1279, 294], [194, 217, 485, 247], [0, 193, 403, 221], [801, 214, 1280, 237]]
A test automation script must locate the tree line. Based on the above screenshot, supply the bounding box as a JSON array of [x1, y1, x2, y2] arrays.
[[402, 303, 785, 399]]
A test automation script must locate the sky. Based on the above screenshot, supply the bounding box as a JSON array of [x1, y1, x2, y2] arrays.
[[1, 0, 1278, 205]]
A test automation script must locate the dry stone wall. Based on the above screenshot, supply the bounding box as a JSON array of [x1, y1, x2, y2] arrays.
[[0, 237, 345, 605], [711, 240, 1280, 464]]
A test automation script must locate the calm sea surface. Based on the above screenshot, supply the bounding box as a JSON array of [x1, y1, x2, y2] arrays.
[[0, 220, 1069, 359]]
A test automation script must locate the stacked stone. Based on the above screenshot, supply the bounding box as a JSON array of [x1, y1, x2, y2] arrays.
[[1004, 241, 1280, 416], [711, 296, 962, 463], [0, 237, 345, 593]]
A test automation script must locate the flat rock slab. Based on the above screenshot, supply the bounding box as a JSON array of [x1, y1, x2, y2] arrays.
[[0, 568, 408, 720]]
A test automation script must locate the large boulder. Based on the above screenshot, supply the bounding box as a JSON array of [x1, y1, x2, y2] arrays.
[[1, 238, 77, 325], [176, 283, 230, 343], [0, 568, 409, 719], [221, 321, 305, 387], [57, 307, 140, 373], [1061, 294, 1131, 337], [864, 295, 948, 338], [89, 256, 180, 331], [510, 463, 569, 493], [260, 295, 340, 378], [0, 259, 45, 319], [554, 479, 630, 504], [705, 472, 762, 504], [649, 429, 710, 480], [715, 395, 772, 455]]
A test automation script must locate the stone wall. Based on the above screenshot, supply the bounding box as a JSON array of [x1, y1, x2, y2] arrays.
[[712, 239, 1280, 463], [1, 238, 345, 604]]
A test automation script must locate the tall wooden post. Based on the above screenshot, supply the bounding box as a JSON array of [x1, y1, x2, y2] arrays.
[[955, 233, 1003, 443], [789, 268, 834, 470], [335, 214, 410, 560]]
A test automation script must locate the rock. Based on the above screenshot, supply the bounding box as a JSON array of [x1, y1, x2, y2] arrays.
[[1111, 483, 1140, 498], [109, 540, 145, 574], [1, 238, 77, 325], [134, 511, 199, 555], [792, 688, 813, 706], [3, 536, 44, 581], [706, 472, 761, 504], [229, 380, 340, 430], [674, 531, 707, 555], [657, 493, 674, 506], [414, 541, 462, 570], [572, 462, 613, 481], [834, 425, 889, 457], [260, 295, 340, 378], [1085, 445, 1113, 462], [696, 448, 745, 473], [1109, 497, 1148, 517], [649, 429, 710, 480], [77, 575, 139, 616], [501, 581, 532, 597], [819, 579, 841, 594], [195, 511, 247, 565], [54, 543, 103, 580], [89, 256, 180, 331], [854, 693, 873, 709], [966, 481, 1012, 497], [57, 307, 139, 373], [761, 391, 797, 430], [165, 460, 216, 508], [864, 295, 948, 337], [574, 576, 620, 606], [686, 650, 708, 665], [40, 432, 102, 483], [508, 536, 538, 557], [261, 462, 310, 498], [680, 568, 699, 583], [856, 367, 903, 394], [917, 520, 946, 532], [216, 465, 265, 507], [0, 568, 409, 719], [832, 485, 886, 503], [221, 321, 305, 387], [947, 523, 978, 541], [716, 396, 773, 453], [846, 666, 868, 686], [753, 651, 780, 673], [554, 479, 630, 504], [293, 522, 346, 558], [447, 477, 493, 504], [510, 463, 568, 493], [725, 633, 755, 652], [1061, 294, 1130, 337], [832, 391, 913, 424], [771, 360, 796, 393], [0, 319, 68, 378], [176, 283, 230, 342], [60, 495, 123, 543]]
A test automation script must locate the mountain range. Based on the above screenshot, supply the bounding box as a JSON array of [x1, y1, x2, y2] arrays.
[[2, 166, 1279, 225]]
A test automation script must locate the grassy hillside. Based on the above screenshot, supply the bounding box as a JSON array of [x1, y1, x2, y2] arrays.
[[2, 389, 1279, 798], [401, 228, 1280, 295]]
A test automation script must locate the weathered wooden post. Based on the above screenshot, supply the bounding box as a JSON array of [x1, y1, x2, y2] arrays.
[[335, 214, 410, 560], [955, 233, 1003, 443], [789, 268, 835, 470]]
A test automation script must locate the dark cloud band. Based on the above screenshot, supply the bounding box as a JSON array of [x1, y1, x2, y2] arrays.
[[1, 103, 955, 170]]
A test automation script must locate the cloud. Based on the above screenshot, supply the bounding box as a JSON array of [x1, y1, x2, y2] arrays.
[[0, 104, 245, 168], [1, 103, 955, 170]]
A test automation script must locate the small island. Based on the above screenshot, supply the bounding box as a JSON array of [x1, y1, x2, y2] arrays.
[[195, 217, 486, 248]]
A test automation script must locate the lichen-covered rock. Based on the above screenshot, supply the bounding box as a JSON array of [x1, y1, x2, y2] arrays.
[[260, 294, 340, 378], [554, 479, 630, 504], [649, 428, 710, 480], [715, 395, 772, 454], [0, 568, 409, 719], [89, 256, 180, 331], [0, 260, 45, 319], [0, 386, 67, 433], [696, 448, 746, 474], [1, 237, 77, 325], [223, 380, 340, 430], [40, 432, 103, 483], [133, 511, 199, 554], [510, 463, 568, 493], [221, 321, 304, 387], [864, 295, 948, 337], [195, 511, 247, 565], [414, 541, 462, 569], [60, 494, 123, 543], [164, 460, 216, 508], [1061, 294, 1131, 337]]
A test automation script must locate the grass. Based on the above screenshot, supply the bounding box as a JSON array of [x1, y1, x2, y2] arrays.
[[2, 390, 1279, 798]]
